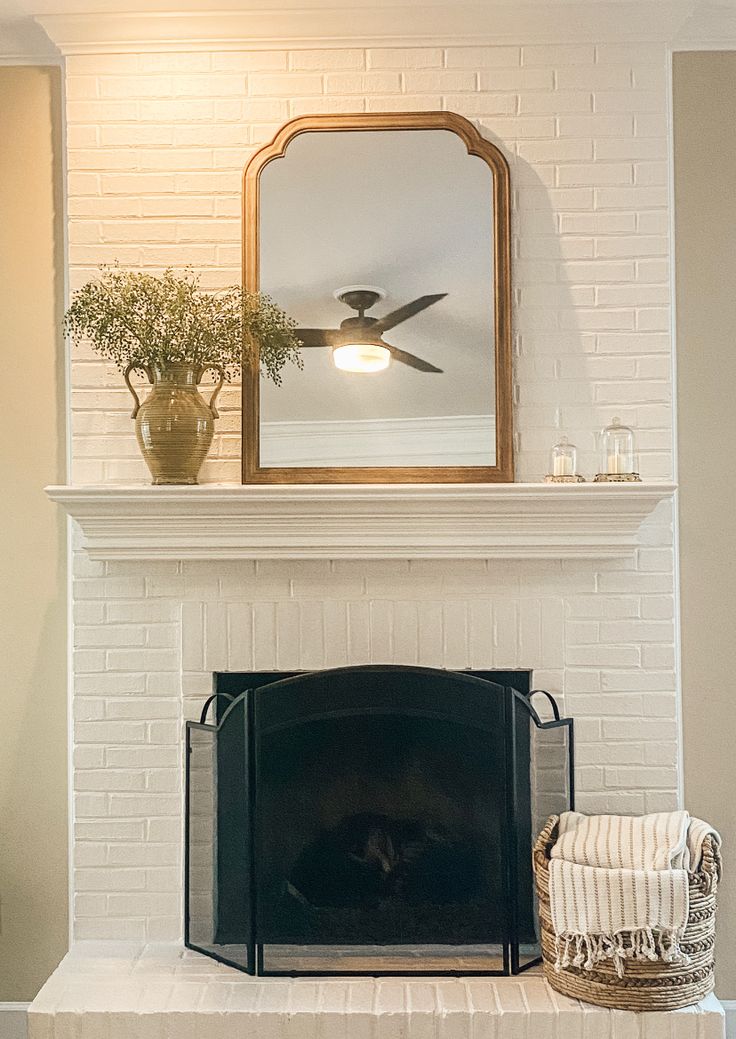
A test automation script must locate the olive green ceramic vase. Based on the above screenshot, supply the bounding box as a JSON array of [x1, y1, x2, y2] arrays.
[[124, 363, 225, 485]]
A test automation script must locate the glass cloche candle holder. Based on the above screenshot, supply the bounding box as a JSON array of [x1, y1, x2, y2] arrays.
[[545, 436, 585, 483], [594, 416, 641, 482]]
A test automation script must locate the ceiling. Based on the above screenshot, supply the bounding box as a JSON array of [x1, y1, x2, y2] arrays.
[[258, 127, 496, 424], [0, 0, 701, 14]]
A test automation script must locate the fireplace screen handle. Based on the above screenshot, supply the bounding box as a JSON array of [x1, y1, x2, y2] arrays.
[[528, 689, 561, 722], [199, 691, 235, 725]]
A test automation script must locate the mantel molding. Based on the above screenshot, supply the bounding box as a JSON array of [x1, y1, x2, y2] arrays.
[[46, 482, 676, 561], [34, 3, 694, 54]]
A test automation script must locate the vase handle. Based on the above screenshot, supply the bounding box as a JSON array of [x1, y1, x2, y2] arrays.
[[123, 365, 151, 419], [201, 365, 226, 419]]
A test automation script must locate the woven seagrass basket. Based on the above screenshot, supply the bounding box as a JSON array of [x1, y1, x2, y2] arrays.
[[533, 815, 720, 1011]]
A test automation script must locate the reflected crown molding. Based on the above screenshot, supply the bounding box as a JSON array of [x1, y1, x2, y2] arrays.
[[34, 3, 696, 54], [260, 414, 497, 467]]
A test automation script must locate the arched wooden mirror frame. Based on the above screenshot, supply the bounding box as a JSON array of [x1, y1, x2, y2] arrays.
[[242, 111, 513, 484]]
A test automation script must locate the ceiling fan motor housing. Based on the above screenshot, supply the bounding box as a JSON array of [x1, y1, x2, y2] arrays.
[[339, 315, 380, 334], [336, 288, 385, 315]]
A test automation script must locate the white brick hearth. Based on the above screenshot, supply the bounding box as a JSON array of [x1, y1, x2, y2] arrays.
[[29, 944, 725, 1039]]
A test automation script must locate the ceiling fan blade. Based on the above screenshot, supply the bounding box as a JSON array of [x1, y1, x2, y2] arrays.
[[371, 293, 448, 334], [295, 328, 342, 348], [387, 345, 443, 373]]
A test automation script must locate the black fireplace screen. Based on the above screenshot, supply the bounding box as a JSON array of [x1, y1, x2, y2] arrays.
[[185, 665, 573, 976]]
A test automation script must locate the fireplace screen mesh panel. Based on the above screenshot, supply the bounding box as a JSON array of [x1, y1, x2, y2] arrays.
[[185, 665, 573, 976]]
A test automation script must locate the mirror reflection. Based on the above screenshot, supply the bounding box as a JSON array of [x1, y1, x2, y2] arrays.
[[257, 127, 498, 469]]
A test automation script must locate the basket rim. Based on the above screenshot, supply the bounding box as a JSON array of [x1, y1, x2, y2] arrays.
[[533, 814, 721, 884]]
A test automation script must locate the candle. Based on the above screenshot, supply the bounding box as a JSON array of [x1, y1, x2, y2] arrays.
[[607, 452, 622, 475], [553, 454, 573, 477], [601, 417, 636, 476]]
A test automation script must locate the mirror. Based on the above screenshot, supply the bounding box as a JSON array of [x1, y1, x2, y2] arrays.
[[242, 112, 512, 483]]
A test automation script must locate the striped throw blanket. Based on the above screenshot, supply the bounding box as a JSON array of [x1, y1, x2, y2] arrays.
[[548, 811, 720, 976]]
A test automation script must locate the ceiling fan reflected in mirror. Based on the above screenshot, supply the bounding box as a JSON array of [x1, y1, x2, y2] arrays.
[[296, 286, 447, 374]]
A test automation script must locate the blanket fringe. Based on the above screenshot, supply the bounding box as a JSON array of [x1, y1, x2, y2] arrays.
[[554, 928, 689, 979]]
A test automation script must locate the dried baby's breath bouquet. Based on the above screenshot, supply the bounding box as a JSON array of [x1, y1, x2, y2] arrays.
[[63, 265, 302, 385]]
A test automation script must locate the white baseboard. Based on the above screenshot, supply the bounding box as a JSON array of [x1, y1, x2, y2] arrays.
[[0, 1004, 29, 1039], [722, 1000, 736, 1039]]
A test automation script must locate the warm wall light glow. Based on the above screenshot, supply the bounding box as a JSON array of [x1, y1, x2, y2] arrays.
[[332, 343, 391, 373]]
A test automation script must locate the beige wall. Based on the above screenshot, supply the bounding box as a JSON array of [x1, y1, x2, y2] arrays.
[[674, 51, 736, 997], [0, 65, 68, 1001]]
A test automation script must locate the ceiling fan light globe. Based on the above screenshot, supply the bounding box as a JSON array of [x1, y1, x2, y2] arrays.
[[332, 343, 391, 373]]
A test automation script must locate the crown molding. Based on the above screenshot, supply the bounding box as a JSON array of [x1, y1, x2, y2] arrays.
[[673, 1, 736, 48], [34, 3, 694, 54], [0, 16, 59, 60], [46, 482, 675, 561]]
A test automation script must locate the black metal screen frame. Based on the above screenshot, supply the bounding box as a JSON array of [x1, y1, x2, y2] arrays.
[[185, 665, 573, 977]]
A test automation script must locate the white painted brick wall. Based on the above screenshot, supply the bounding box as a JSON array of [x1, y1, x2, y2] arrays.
[[64, 41, 678, 942], [66, 42, 672, 486]]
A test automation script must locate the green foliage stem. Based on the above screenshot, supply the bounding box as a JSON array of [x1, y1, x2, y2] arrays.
[[64, 265, 302, 385]]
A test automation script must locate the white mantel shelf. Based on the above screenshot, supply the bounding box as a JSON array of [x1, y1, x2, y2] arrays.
[[46, 482, 676, 561]]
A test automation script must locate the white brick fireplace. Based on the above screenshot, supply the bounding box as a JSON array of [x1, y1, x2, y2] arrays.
[[67, 535, 678, 944], [59, 30, 680, 941], [30, 6, 724, 1036]]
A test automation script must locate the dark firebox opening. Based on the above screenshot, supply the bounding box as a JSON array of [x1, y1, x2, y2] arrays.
[[257, 710, 506, 947], [290, 811, 486, 909]]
